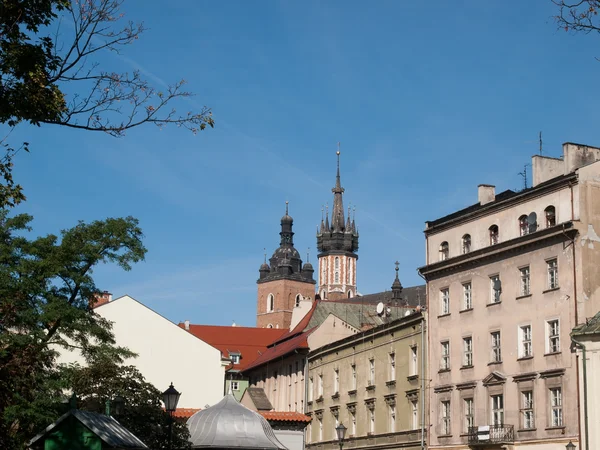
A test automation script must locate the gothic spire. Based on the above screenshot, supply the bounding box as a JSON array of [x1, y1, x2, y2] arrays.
[[391, 261, 403, 300], [325, 204, 330, 232], [331, 147, 345, 232]]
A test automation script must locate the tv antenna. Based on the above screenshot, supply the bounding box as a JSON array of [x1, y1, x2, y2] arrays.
[[518, 164, 530, 190], [539, 131, 543, 155]]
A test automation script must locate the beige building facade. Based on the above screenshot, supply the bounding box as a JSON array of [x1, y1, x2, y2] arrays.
[[305, 312, 427, 450], [419, 143, 600, 449]]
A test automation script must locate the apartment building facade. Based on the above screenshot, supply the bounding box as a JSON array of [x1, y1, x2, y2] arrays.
[[419, 143, 600, 449], [305, 312, 427, 450]]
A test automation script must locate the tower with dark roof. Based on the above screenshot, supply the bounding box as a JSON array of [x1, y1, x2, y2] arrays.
[[256, 203, 316, 329], [316, 151, 359, 300]]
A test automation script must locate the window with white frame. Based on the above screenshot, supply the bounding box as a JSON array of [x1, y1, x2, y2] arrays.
[[547, 319, 560, 353], [317, 374, 323, 397], [491, 394, 504, 425], [441, 341, 450, 370], [519, 325, 532, 358], [462, 282, 472, 310], [318, 417, 323, 441], [410, 346, 418, 376], [463, 336, 473, 367], [350, 410, 356, 435], [462, 234, 471, 254], [308, 377, 313, 401], [489, 224, 499, 245], [550, 387, 563, 427], [334, 369, 339, 394], [368, 359, 375, 385], [441, 400, 451, 435], [389, 404, 396, 432], [333, 414, 339, 439], [231, 381, 239, 391], [351, 364, 357, 390], [389, 353, 396, 380], [520, 266, 530, 296], [439, 241, 449, 261], [440, 288, 450, 315], [230, 353, 240, 364], [411, 400, 418, 430], [369, 408, 375, 433], [334, 257, 340, 284], [521, 390, 534, 429], [547, 259, 558, 289], [491, 331, 502, 363], [490, 275, 501, 303], [519, 215, 529, 236], [464, 398, 474, 432], [267, 293, 274, 312]]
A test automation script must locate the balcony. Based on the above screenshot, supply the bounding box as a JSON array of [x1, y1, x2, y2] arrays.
[[467, 425, 514, 447]]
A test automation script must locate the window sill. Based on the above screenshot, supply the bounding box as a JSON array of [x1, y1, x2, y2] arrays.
[[438, 434, 452, 438], [315, 396, 324, 403], [543, 287, 560, 294], [516, 294, 532, 300], [347, 389, 357, 396], [486, 301, 502, 307], [385, 380, 396, 387], [517, 428, 537, 432], [438, 368, 451, 373], [545, 426, 565, 431], [460, 365, 474, 370], [517, 356, 534, 361], [488, 361, 503, 366], [366, 384, 376, 391], [438, 313, 451, 318], [407, 375, 418, 382], [544, 351, 561, 357], [307, 401, 313, 406], [459, 308, 473, 314], [331, 393, 340, 399]]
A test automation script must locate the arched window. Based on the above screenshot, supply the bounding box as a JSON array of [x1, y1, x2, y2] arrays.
[[267, 293, 274, 312], [489, 225, 499, 245], [462, 234, 471, 254], [439, 242, 449, 261], [334, 257, 340, 283], [545, 205, 556, 227], [347, 258, 351, 282], [519, 215, 529, 236], [267, 323, 273, 329], [347, 290, 353, 298], [321, 290, 326, 299], [295, 294, 302, 307]]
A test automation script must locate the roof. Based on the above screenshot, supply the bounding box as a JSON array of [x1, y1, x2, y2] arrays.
[[350, 284, 426, 308], [173, 408, 201, 419], [245, 387, 274, 411], [187, 394, 287, 449], [179, 324, 287, 371], [259, 411, 311, 423], [572, 311, 600, 336], [29, 409, 148, 449], [243, 329, 313, 372]]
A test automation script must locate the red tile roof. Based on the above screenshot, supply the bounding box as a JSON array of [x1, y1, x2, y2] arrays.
[[178, 324, 286, 371], [259, 411, 311, 423], [242, 328, 315, 372], [170, 408, 200, 418]]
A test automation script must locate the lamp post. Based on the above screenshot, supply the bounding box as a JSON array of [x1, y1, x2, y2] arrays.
[[162, 382, 181, 450], [335, 423, 347, 450], [566, 441, 576, 450]]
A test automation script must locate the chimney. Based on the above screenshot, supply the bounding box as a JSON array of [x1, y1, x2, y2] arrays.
[[89, 291, 112, 309], [478, 184, 495, 205], [184, 320, 190, 331]]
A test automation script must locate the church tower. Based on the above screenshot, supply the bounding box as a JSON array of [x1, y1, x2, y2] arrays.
[[316, 151, 359, 300], [256, 203, 316, 329]]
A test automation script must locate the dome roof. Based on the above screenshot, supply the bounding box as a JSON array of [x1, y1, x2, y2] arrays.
[[280, 213, 293, 224], [271, 246, 300, 260], [187, 394, 287, 450], [302, 262, 314, 271], [259, 263, 270, 272]]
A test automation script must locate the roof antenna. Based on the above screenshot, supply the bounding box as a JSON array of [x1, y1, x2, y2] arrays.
[[285, 200, 289, 215], [518, 164, 530, 190], [307, 247, 310, 263], [539, 131, 543, 155], [263, 248, 267, 264]]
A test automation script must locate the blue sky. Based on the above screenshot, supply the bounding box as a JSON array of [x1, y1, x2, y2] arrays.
[[9, 0, 600, 326]]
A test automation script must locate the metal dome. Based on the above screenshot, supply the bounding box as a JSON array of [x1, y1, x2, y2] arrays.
[[186, 394, 288, 450]]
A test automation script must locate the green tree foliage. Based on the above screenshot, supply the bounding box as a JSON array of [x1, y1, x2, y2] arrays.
[[0, 212, 147, 449], [62, 360, 191, 450]]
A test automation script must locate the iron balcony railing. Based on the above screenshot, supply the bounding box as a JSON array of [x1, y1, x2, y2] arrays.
[[467, 425, 514, 446]]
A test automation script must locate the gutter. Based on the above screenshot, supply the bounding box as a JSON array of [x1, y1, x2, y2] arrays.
[[571, 333, 589, 450]]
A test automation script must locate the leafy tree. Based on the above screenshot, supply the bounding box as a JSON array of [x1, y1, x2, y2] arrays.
[[0, 213, 146, 449], [554, 1, 600, 39], [61, 360, 191, 450]]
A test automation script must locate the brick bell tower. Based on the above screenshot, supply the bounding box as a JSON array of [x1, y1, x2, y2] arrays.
[[256, 202, 316, 329], [316, 150, 359, 300]]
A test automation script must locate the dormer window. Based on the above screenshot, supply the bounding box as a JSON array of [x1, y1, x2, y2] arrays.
[[489, 225, 499, 245], [439, 242, 449, 261], [545, 206, 556, 227], [230, 353, 241, 364], [462, 234, 471, 254], [519, 215, 529, 236]]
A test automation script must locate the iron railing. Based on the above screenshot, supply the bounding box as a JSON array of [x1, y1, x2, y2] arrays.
[[467, 425, 514, 446]]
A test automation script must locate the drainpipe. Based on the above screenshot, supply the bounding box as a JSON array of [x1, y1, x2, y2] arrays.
[[304, 354, 309, 448], [420, 313, 426, 450], [571, 334, 589, 450]]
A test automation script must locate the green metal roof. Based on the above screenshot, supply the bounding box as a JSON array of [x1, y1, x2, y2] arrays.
[[572, 311, 600, 336]]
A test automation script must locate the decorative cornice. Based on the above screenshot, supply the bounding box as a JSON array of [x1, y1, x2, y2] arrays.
[[384, 394, 396, 406], [364, 398, 376, 409], [456, 381, 477, 390], [539, 368, 565, 379], [433, 384, 454, 393], [482, 371, 507, 387], [346, 402, 357, 413], [405, 389, 419, 401], [512, 372, 538, 383]]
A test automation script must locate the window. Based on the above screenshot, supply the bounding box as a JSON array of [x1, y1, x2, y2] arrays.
[[491, 394, 504, 425], [519, 325, 532, 358], [439, 241, 449, 261], [267, 293, 274, 312], [520, 266, 530, 296], [464, 398, 474, 432], [318, 417, 323, 441], [490, 275, 501, 303], [463, 336, 473, 367], [547, 259, 558, 289], [491, 331, 502, 363], [350, 411, 356, 435], [411, 400, 418, 430], [334, 369, 339, 394], [308, 377, 313, 401], [231, 381, 239, 391], [351, 364, 357, 390], [334, 257, 340, 283], [369, 408, 375, 433], [440, 288, 450, 315], [441, 341, 450, 370], [441, 400, 451, 435], [273, 371, 278, 390], [463, 282, 472, 310], [547, 319, 560, 353], [389, 404, 396, 432], [295, 294, 302, 307], [368, 359, 375, 384], [389, 353, 396, 380], [333, 414, 339, 439], [410, 346, 418, 376], [462, 234, 471, 254], [267, 323, 273, 328], [230, 353, 240, 364], [489, 224, 499, 245], [317, 374, 323, 397], [550, 388, 563, 427], [521, 391, 534, 429], [545, 205, 556, 227], [519, 215, 529, 236]]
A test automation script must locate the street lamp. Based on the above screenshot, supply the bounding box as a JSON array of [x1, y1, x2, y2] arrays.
[[162, 383, 181, 450], [113, 395, 125, 417], [335, 423, 347, 450], [565, 441, 576, 450]]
